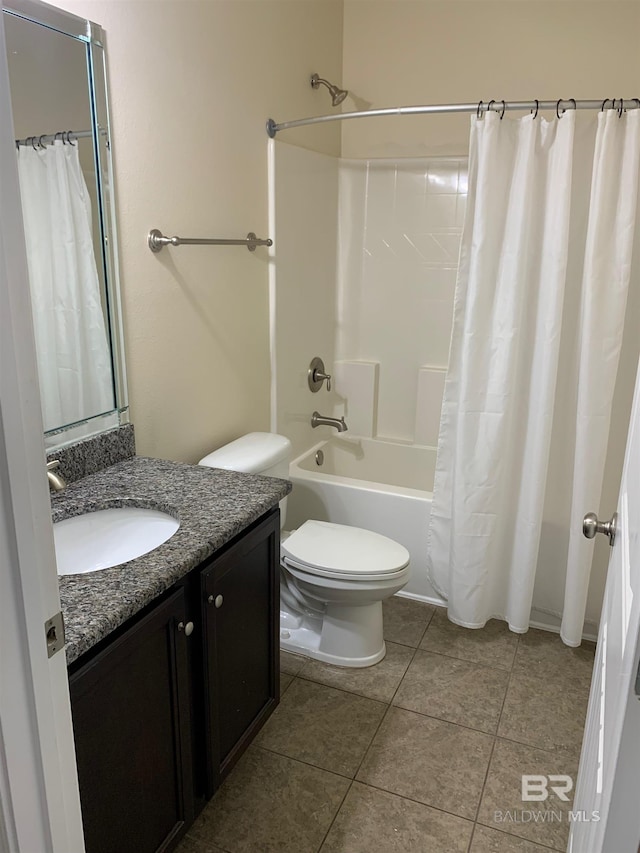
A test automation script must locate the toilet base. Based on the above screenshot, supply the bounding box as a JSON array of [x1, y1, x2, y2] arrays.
[[279, 600, 386, 668]]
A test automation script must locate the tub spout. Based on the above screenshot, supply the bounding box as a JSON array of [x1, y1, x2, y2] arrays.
[[311, 411, 348, 432]]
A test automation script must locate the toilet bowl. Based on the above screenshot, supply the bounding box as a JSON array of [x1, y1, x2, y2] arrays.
[[199, 433, 410, 667]]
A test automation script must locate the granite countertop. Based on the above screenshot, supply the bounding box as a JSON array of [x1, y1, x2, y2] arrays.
[[53, 456, 291, 665]]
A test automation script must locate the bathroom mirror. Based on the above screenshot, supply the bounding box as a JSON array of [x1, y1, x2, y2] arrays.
[[3, 0, 127, 447]]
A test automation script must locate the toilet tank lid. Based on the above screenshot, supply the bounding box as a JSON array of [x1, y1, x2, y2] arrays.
[[198, 432, 291, 474]]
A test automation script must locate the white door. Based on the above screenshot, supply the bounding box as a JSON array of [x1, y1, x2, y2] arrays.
[[0, 11, 85, 851], [570, 353, 640, 853]]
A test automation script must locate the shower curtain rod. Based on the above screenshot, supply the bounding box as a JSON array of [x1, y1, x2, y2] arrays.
[[266, 97, 639, 137], [14, 128, 105, 148]]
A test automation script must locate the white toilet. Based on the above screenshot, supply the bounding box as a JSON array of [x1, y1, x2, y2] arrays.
[[199, 432, 410, 667]]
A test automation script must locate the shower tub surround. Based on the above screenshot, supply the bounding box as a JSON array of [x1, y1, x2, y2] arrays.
[[52, 455, 290, 662]]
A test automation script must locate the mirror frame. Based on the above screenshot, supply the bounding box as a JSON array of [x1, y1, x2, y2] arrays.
[[3, 0, 128, 449]]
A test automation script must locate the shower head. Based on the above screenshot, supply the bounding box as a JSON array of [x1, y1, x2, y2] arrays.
[[310, 73, 348, 107]]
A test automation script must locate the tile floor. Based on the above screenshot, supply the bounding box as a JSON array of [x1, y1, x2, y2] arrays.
[[177, 598, 595, 853]]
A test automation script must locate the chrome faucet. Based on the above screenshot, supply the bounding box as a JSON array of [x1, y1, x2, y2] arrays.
[[46, 460, 67, 492], [311, 411, 348, 433]]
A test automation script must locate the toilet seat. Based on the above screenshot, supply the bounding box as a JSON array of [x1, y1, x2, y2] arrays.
[[281, 520, 410, 581]]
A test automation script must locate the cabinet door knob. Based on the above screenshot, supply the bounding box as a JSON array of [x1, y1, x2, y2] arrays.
[[177, 621, 194, 636], [208, 594, 223, 608]]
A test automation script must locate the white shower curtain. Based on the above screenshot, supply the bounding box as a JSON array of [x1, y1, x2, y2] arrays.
[[427, 109, 640, 645], [17, 140, 113, 432]]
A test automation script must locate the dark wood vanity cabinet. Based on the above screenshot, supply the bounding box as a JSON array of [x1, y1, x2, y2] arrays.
[[69, 587, 194, 853], [68, 508, 280, 853], [201, 510, 280, 791]]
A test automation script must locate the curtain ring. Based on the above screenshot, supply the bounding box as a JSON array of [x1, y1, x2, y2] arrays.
[[601, 98, 613, 112], [633, 98, 640, 111], [487, 99, 496, 116], [67, 131, 76, 146], [556, 99, 565, 119], [568, 98, 576, 112], [30, 136, 38, 150], [531, 99, 539, 119], [499, 100, 506, 119], [38, 135, 47, 149], [618, 98, 625, 117], [476, 100, 484, 119]]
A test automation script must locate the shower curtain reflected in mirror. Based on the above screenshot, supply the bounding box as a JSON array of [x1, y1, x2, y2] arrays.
[[427, 109, 640, 646], [17, 140, 113, 432]]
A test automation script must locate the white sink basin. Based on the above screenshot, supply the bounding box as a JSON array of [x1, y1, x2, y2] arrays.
[[54, 507, 180, 575]]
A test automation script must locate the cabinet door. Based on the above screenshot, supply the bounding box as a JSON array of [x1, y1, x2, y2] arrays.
[[69, 587, 194, 853], [202, 510, 279, 789]]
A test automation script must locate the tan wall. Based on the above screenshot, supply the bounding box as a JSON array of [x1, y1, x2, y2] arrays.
[[342, 1, 640, 158], [52, 0, 343, 462]]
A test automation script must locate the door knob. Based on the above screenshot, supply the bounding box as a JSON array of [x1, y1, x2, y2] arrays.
[[583, 512, 618, 547], [177, 621, 194, 636], [207, 594, 224, 608]]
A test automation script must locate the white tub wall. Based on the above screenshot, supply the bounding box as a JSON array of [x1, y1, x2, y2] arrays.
[[271, 141, 341, 459], [414, 367, 446, 447], [336, 157, 467, 443], [332, 360, 379, 437]]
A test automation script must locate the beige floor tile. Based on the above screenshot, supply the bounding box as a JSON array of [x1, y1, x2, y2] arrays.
[[382, 595, 436, 647], [514, 629, 595, 689], [280, 650, 307, 676], [477, 738, 579, 851], [189, 746, 349, 853], [356, 707, 494, 820], [420, 610, 518, 670], [255, 678, 386, 777], [299, 641, 414, 703], [470, 825, 553, 852], [320, 782, 473, 853], [174, 834, 228, 853], [498, 670, 589, 754], [279, 672, 294, 696], [393, 650, 509, 733]]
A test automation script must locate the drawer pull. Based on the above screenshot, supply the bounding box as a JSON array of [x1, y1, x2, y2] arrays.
[[177, 621, 194, 636]]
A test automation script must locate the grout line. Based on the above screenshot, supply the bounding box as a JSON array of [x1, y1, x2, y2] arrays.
[[411, 644, 517, 674], [349, 643, 421, 782], [471, 822, 565, 853], [472, 735, 498, 824], [350, 777, 476, 825], [493, 733, 583, 761], [471, 635, 520, 824], [294, 668, 398, 706], [316, 780, 353, 852], [466, 822, 478, 853], [182, 832, 235, 853], [254, 742, 361, 782]]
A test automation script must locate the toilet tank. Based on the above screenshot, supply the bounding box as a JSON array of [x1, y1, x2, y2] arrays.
[[198, 432, 291, 477], [199, 433, 291, 528]]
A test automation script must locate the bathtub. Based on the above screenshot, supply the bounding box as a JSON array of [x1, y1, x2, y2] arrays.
[[285, 436, 445, 603]]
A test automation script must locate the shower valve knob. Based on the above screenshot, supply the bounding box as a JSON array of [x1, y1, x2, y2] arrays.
[[308, 357, 332, 392]]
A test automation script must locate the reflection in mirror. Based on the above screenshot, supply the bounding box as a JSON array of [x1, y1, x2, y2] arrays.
[[3, 2, 127, 444]]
